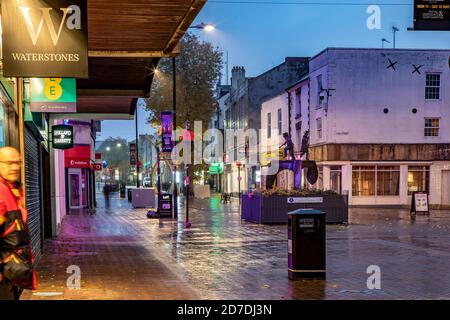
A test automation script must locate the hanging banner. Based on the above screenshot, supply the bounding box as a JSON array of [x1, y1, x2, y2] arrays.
[[161, 112, 173, 153], [414, 0, 450, 30], [30, 78, 77, 112], [1, 0, 89, 78], [130, 143, 137, 166], [52, 124, 73, 149]]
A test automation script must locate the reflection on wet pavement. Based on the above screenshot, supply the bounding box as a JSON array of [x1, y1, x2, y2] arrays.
[[23, 192, 450, 300]]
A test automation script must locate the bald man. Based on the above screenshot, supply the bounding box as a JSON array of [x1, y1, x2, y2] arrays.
[[0, 147, 36, 300]]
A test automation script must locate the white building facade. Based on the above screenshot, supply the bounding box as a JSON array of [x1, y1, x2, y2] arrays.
[[261, 48, 450, 207], [308, 48, 450, 207]]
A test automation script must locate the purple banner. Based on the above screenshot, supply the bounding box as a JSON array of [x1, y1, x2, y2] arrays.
[[161, 112, 173, 152], [129, 143, 137, 166]]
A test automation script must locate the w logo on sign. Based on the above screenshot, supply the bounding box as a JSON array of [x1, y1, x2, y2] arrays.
[[20, 5, 81, 46]]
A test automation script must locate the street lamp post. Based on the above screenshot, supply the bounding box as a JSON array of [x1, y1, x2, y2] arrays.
[[236, 161, 242, 209], [135, 107, 140, 188], [172, 56, 178, 221], [185, 117, 191, 229]]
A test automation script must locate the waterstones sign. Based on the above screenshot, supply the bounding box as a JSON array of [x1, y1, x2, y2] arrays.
[[1, 0, 88, 78]]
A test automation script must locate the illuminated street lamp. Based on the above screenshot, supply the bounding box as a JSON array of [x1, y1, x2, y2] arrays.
[[189, 22, 215, 32]]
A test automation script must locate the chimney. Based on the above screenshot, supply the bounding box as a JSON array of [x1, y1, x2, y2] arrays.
[[231, 66, 246, 89]]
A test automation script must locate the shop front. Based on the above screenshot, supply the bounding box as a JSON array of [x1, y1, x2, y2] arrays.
[[64, 145, 93, 210]]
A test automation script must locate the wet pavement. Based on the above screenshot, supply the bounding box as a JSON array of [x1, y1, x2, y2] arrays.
[[22, 192, 450, 300]]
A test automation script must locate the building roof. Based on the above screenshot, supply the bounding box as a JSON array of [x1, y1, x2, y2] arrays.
[[76, 0, 207, 117], [310, 47, 450, 61]]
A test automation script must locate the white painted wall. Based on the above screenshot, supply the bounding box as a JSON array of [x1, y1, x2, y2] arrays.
[[309, 48, 450, 146], [288, 80, 310, 155], [261, 92, 290, 154]]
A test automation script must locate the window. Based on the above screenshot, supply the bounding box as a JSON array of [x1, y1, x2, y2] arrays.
[[317, 166, 323, 190], [330, 166, 342, 194], [225, 109, 230, 129], [267, 112, 271, 139], [277, 108, 282, 136], [424, 118, 439, 137], [376, 166, 400, 196], [353, 166, 400, 196], [316, 118, 322, 139], [352, 166, 376, 196], [408, 166, 430, 195], [317, 75, 323, 108], [295, 87, 302, 117], [425, 74, 440, 100]]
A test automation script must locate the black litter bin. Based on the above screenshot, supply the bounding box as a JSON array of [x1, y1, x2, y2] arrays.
[[288, 208, 326, 280], [127, 188, 133, 202]]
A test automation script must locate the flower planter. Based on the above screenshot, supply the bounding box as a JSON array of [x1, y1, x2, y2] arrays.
[[241, 193, 348, 224]]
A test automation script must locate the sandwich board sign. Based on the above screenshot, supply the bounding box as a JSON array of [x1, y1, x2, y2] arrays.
[[410, 191, 430, 215]]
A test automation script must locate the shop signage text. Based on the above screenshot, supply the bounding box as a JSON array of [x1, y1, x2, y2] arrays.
[[52, 124, 73, 149], [30, 78, 77, 113], [414, 0, 450, 30], [287, 197, 323, 204], [209, 162, 224, 175], [65, 158, 90, 168], [1, 0, 88, 78]]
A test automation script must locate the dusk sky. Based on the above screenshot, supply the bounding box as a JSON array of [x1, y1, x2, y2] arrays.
[[100, 0, 450, 141]]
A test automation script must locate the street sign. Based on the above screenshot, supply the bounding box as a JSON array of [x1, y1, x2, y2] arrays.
[[209, 162, 224, 175], [91, 163, 102, 171], [52, 124, 73, 149], [102, 160, 108, 168], [1, 0, 89, 78], [161, 112, 173, 152], [30, 78, 77, 113], [414, 0, 450, 31], [95, 152, 102, 160]]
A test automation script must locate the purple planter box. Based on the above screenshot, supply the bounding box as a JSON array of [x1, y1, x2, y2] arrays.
[[241, 193, 348, 224]]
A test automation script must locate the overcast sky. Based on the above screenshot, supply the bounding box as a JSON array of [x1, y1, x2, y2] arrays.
[[100, 0, 450, 141]]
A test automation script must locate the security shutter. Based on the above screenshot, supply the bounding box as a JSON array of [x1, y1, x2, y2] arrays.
[[24, 127, 43, 263]]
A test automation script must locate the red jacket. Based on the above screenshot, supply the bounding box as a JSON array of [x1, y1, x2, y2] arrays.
[[0, 177, 37, 290]]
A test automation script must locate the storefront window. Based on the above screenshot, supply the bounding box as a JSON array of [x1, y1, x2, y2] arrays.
[[376, 166, 400, 196], [352, 166, 375, 196], [0, 106, 4, 147], [330, 166, 342, 194], [408, 166, 430, 195], [353, 166, 400, 196]]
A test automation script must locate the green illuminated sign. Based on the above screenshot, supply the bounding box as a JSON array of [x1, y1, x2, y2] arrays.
[[30, 78, 76, 113], [209, 162, 224, 175]]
